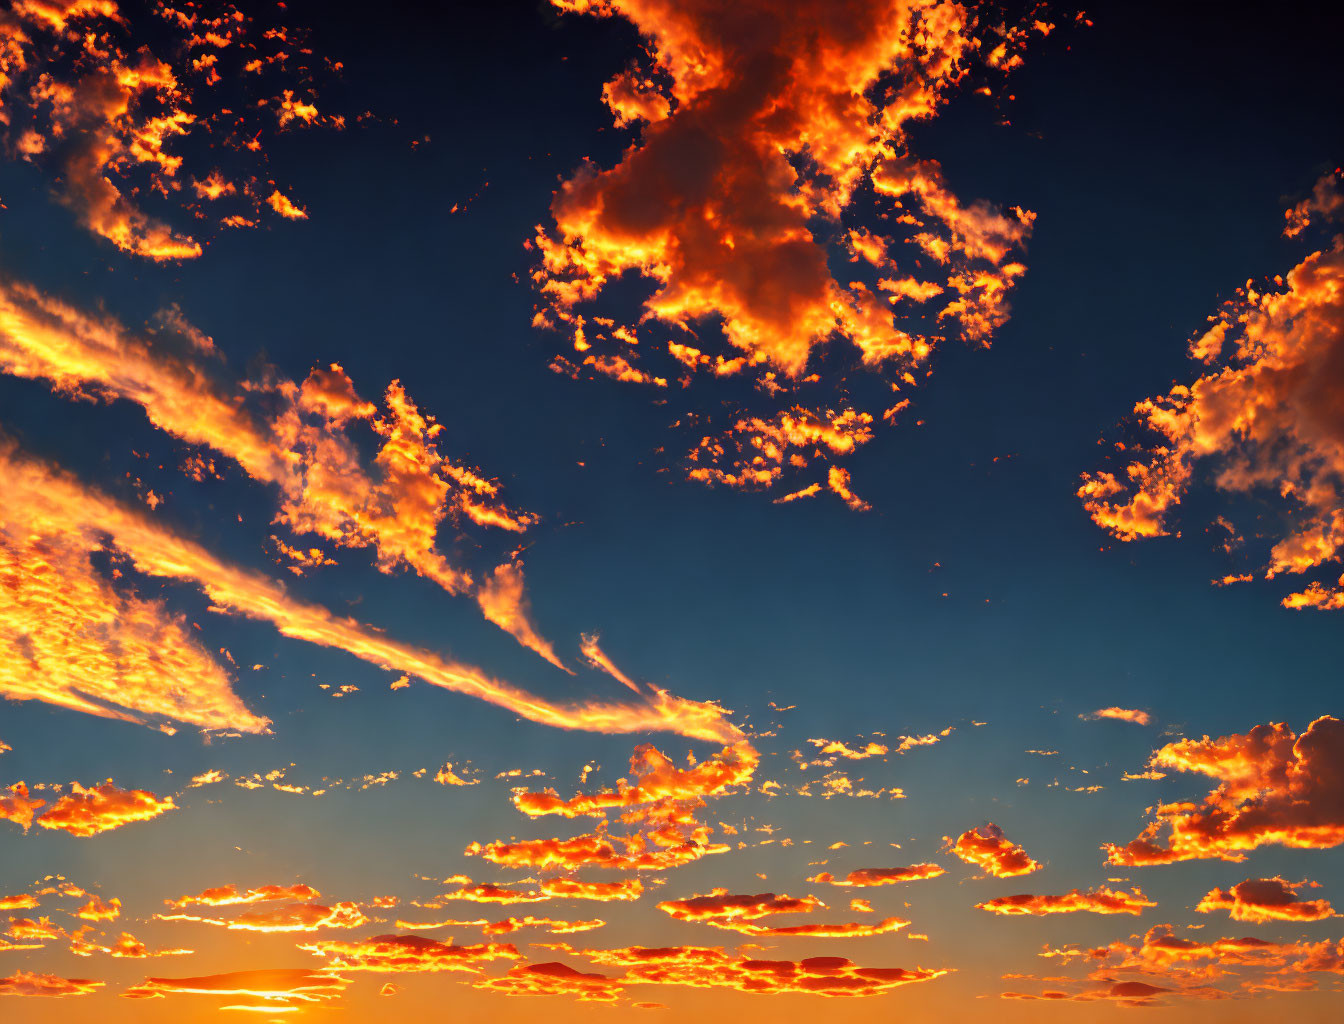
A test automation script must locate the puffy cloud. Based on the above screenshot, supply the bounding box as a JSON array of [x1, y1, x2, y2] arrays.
[[0, 440, 740, 743], [29, 780, 175, 837], [1104, 716, 1344, 865], [0, 894, 39, 911], [0, 970, 103, 997], [655, 889, 907, 937], [534, 0, 1045, 502], [1081, 175, 1344, 609], [299, 934, 519, 974], [471, 742, 756, 872], [807, 864, 944, 887], [1197, 878, 1337, 923], [975, 886, 1155, 916], [0, 783, 46, 830], [266, 190, 308, 219], [75, 895, 120, 921], [1083, 707, 1152, 725], [947, 823, 1041, 877]]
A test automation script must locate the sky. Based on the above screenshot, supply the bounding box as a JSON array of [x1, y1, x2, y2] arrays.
[[0, 0, 1342, 1020]]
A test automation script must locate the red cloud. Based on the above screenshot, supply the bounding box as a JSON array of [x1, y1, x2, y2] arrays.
[[807, 864, 945, 887], [1104, 716, 1344, 865], [655, 888, 908, 937], [1197, 878, 1337, 923], [299, 934, 519, 974], [521, 942, 949, 999], [975, 886, 1155, 916], [947, 823, 1041, 877]]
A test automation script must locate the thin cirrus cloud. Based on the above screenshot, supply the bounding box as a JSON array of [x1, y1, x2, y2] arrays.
[[0, 275, 568, 667], [0, 0, 341, 259], [533, 0, 1047, 504], [1104, 715, 1344, 865], [1081, 171, 1344, 610], [0, 438, 741, 743]]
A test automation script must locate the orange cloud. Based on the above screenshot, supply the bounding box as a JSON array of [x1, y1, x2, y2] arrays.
[[158, 902, 367, 933], [655, 889, 907, 937], [533, 0, 1045, 502], [1083, 707, 1152, 725], [0, 1, 340, 257], [525, 942, 949, 999], [0, 894, 39, 911], [266, 190, 308, 220], [1104, 716, 1344, 865], [471, 742, 756, 873], [1197, 877, 1336, 923], [0, 970, 103, 997], [168, 883, 320, 909], [30, 780, 175, 837], [122, 969, 349, 1004], [975, 886, 1155, 916], [477, 562, 568, 671], [0, 279, 557, 662], [75, 896, 120, 921], [1081, 173, 1344, 609], [0, 440, 740, 743], [947, 823, 1041, 877], [299, 934, 519, 973], [0, 783, 46, 831], [807, 864, 945, 887]]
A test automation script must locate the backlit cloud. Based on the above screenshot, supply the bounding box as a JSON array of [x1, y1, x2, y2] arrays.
[[1196, 877, 1337, 923], [0, 0, 341, 258], [947, 823, 1041, 877], [975, 886, 1155, 916], [1081, 172, 1344, 610], [0, 969, 103, 997], [0, 440, 740, 743], [533, 0, 1046, 502], [1104, 716, 1344, 865], [808, 864, 945, 887], [32, 780, 175, 837], [656, 889, 907, 937]]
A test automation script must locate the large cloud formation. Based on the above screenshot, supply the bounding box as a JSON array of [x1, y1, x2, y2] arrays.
[[1081, 172, 1344, 610], [534, 0, 1047, 504], [1105, 716, 1344, 865]]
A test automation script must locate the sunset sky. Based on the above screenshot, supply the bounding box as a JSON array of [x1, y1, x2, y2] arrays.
[[1, 1, 1342, 1020]]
